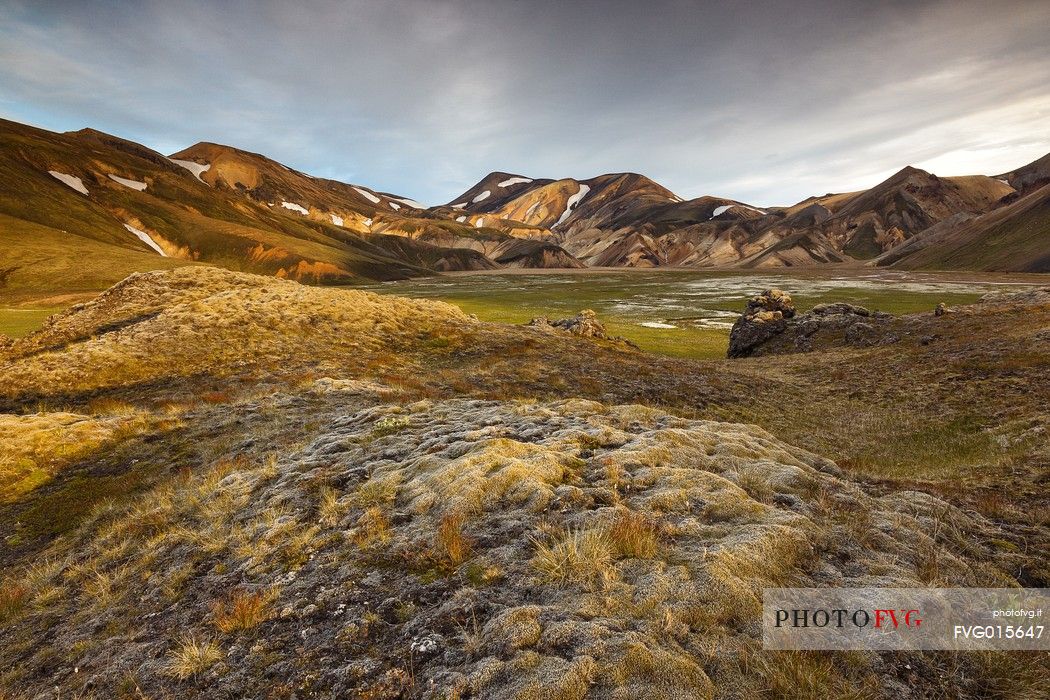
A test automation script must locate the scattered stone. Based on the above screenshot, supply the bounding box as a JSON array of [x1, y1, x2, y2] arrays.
[[410, 635, 442, 659], [527, 309, 638, 348], [528, 309, 607, 338]]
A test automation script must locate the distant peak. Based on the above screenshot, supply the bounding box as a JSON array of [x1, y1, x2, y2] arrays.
[[890, 165, 932, 179]]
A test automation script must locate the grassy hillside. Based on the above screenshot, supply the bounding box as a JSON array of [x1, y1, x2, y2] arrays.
[[0, 119, 514, 306], [0, 213, 191, 304]]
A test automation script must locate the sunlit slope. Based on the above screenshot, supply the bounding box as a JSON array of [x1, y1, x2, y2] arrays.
[[0, 119, 497, 302]]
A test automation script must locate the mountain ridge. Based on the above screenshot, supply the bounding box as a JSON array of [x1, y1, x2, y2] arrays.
[[1, 117, 1046, 306]]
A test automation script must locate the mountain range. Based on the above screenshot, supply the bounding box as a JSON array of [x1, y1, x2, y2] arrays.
[[1, 117, 1047, 302]]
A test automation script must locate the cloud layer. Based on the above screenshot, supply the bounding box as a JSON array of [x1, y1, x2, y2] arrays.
[[2, 0, 1048, 205]]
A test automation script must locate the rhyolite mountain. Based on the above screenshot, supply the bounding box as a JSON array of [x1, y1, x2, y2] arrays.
[[876, 180, 1050, 272], [445, 163, 1028, 269], [1, 116, 1047, 305]]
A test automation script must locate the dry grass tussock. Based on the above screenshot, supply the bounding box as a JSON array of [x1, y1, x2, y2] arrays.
[[531, 527, 615, 588], [164, 635, 222, 680], [211, 589, 278, 633], [436, 510, 473, 566]]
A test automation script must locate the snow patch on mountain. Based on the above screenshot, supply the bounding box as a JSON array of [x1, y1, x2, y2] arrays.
[[553, 184, 590, 228], [390, 196, 424, 209], [389, 202, 401, 210], [353, 187, 381, 204], [640, 321, 677, 329], [472, 190, 491, 203], [451, 203, 466, 209], [281, 202, 309, 215], [330, 214, 343, 226], [526, 202, 541, 218], [475, 218, 485, 228], [497, 177, 533, 187], [170, 159, 210, 183], [123, 224, 166, 256], [108, 174, 147, 191], [711, 203, 765, 219], [48, 171, 89, 195], [363, 218, 372, 227], [456, 215, 467, 223]]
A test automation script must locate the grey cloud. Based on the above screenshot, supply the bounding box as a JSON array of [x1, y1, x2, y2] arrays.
[[1, 0, 1048, 205]]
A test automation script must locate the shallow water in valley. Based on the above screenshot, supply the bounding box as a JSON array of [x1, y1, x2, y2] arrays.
[[363, 269, 1041, 332]]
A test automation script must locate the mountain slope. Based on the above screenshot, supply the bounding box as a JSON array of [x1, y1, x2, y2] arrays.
[[818, 167, 1014, 258], [881, 183, 1050, 272], [0, 119, 535, 303], [999, 152, 1050, 196], [445, 172, 784, 267], [169, 141, 425, 229]]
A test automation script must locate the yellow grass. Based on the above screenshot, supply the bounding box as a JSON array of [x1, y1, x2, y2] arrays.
[[211, 589, 278, 634], [164, 636, 222, 680]]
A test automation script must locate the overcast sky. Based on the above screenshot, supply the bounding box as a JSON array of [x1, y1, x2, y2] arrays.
[[2, 0, 1048, 206]]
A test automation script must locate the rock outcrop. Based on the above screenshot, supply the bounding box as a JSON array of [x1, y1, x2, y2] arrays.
[[726, 289, 796, 357], [729, 290, 896, 357], [528, 309, 608, 338], [526, 309, 639, 349]]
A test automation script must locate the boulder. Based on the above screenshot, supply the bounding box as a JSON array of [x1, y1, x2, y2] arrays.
[[727, 289, 795, 358]]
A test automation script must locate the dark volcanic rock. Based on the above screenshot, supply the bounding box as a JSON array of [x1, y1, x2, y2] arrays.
[[727, 289, 796, 358], [729, 290, 896, 357]]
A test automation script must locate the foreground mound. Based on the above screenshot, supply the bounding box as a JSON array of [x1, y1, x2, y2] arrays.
[[0, 393, 1025, 698]]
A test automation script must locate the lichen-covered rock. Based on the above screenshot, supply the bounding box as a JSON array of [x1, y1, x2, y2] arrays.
[[727, 288, 796, 357]]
